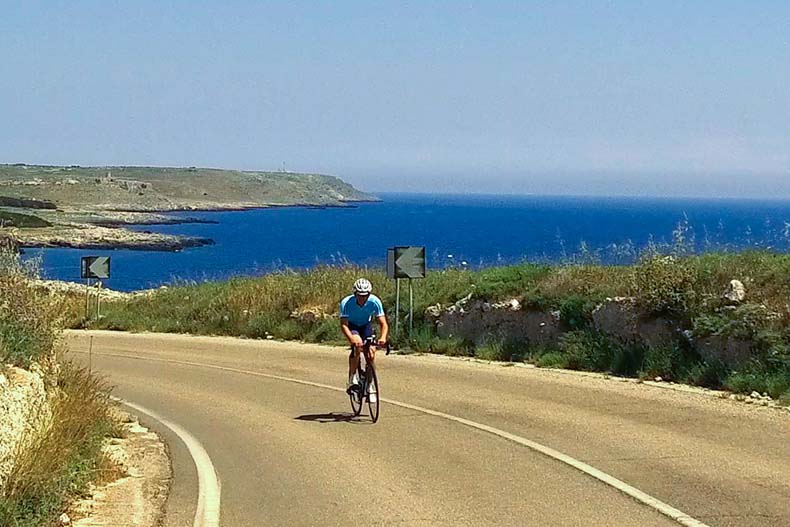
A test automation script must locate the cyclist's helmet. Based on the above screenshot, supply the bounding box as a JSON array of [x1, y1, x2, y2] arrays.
[[353, 278, 373, 295]]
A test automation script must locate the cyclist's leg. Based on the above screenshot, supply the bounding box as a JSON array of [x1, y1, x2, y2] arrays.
[[347, 325, 364, 388], [348, 346, 361, 379], [360, 323, 378, 401], [362, 322, 376, 365]]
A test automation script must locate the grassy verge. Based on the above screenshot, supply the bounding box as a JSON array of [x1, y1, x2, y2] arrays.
[[65, 251, 790, 402], [0, 247, 118, 527]]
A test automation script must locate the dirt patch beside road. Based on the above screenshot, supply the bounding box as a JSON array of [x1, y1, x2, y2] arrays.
[[67, 410, 171, 527]]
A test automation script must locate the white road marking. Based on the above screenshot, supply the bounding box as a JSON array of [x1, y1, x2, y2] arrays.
[[89, 350, 708, 527], [113, 397, 221, 527]]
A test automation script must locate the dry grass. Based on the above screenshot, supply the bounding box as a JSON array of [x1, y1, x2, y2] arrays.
[[0, 363, 115, 526]]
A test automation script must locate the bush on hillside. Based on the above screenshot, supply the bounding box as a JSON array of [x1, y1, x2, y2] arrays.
[[632, 255, 696, 316]]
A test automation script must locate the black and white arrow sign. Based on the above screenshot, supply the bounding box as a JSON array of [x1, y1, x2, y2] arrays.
[[391, 246, 426, 279], [81, 256, 111, 279]]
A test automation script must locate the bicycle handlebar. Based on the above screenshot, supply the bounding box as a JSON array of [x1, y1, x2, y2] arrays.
[[361, 336, 391, 355]]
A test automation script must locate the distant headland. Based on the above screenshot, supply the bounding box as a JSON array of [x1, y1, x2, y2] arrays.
[[0, 164, 378, 251]]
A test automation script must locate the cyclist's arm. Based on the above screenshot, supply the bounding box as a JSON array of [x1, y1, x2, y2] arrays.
[[376, 315, 389, 344]]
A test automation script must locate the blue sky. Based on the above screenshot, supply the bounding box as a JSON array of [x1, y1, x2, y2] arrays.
[[1, 1, 788, 197]]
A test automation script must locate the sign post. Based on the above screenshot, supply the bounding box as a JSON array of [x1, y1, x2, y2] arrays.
[[81, 256, 111, 320], [386, 246, 426, 339]]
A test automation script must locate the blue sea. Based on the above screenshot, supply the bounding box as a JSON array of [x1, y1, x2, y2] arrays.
[[25, 193, 790, 291]]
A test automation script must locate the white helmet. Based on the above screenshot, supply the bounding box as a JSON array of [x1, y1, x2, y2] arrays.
[[353, 278, 373, 295]]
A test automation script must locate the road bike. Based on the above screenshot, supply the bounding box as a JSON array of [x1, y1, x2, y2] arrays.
[[349, 336, 389, 423]]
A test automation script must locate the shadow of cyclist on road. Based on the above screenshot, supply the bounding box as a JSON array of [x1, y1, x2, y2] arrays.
[[294, 412, 370, 424]]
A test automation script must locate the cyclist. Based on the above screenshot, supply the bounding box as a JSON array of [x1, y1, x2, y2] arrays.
[[340, 278, 389, 396]]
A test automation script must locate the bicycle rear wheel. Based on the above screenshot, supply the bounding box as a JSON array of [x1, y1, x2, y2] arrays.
[[366, 364, 380, 423]]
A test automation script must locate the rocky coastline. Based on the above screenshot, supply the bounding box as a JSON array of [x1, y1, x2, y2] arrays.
[[9, 225, 214, 252]]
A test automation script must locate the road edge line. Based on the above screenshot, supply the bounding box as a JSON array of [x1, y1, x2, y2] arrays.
[[112, 396, 222, 527]]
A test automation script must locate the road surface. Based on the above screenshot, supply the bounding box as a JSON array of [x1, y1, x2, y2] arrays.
[[65, 330, 790, 527]]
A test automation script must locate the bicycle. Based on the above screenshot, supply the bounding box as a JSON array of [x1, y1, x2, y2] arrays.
[[348, 336, 389, 423]]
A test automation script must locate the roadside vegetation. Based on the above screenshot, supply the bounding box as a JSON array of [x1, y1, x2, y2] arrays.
[[0, 243, 118, 527], [65, 246, 790, 404]]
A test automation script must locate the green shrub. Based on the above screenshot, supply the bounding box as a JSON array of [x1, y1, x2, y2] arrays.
[[609, 344, 646, 377], [725, 366, 790, 399], [537, 352, 567, 368], [640, 345, 682, 379], [406, 327, 471, 356], [471, 264, 551, 299], [692, 313, 729, 337], [274, 319, 302, 340], [725, 371, 767, 395], [683, 360, 729, 388], [244, 312, 283, 338], [474, 339, 524, 362], [632, 256, 696, 315], [305, 318, 342, 343], [433, 337, 473, 356], [558, 295, 593, 330], [765, 371, 790, 399], [694, 305, 779, 345], [0, 253, 62, 367], [558, 331, 616, 371]]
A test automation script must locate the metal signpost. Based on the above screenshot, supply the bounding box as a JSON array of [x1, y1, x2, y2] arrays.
[[81, 256, 111, 320], [386, 246, 426, 337]]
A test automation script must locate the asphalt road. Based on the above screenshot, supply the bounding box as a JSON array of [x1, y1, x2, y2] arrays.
[[65, 330, 790, 527]]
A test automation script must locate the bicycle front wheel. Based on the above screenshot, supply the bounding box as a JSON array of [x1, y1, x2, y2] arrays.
[[366, 365, 380, 423]]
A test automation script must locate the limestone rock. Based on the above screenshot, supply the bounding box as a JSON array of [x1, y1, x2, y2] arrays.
[[723, 280, 746, 304], [436, 300, 560, 346], [0, 366, 52, 489], [592, 297, 681, 347], [289, 306, 329, 324], [424, 304, 442, 319]]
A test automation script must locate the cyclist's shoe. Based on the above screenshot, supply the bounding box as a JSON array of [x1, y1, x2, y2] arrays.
[[369, 386, 377, 403], [346, 377, 360, 395]]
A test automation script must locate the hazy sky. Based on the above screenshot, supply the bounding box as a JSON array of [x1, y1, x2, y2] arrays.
[[2, 1, 789, 198]]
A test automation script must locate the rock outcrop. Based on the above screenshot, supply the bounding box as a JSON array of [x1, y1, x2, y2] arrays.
[[9, 225, 214, 252], [429, 297, 562, 346], [427, 294, 760, 368], [591, 297, 682, 347]]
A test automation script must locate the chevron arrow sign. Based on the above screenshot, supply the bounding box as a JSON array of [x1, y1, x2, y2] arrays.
[[81, 256, 111, 279], [390, 246, 426, 279]]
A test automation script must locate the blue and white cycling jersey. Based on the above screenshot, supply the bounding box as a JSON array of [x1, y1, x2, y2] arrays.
[[339, 294, 385, 327]]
